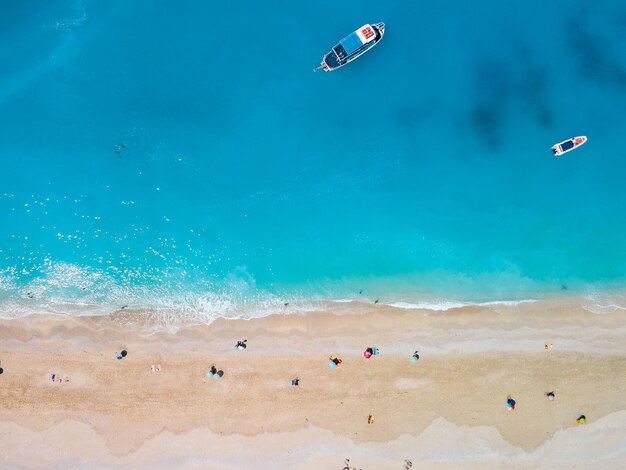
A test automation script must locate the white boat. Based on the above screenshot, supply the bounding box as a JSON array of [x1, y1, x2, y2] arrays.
[[551, 136, 587, 156], [316, 23, 385, 72]]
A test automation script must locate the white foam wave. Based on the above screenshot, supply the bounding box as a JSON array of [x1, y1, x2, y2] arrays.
[[0, 261, 330, 329], [583, 292, 626, 314], [0, 260, 558, 328], [386, 299, 536, 311]]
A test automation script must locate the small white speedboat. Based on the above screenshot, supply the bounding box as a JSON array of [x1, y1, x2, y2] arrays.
[[551, 136, 587, 156]]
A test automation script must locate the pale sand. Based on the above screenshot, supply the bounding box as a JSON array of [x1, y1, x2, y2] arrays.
[[1, 298, 626, 469]]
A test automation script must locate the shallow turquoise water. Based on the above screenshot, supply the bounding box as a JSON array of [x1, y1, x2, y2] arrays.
[[1, 0, 626, 318]]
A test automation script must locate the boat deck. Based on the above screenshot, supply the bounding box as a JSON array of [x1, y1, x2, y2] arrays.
[[324, 50, 342, 69], [320, 23, 384, 71]]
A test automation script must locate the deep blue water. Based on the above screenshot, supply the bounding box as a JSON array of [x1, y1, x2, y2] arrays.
[[1, 0, 626, 319]]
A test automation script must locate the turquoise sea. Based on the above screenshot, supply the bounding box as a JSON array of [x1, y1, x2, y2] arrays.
[[1, 0, 626, 321]]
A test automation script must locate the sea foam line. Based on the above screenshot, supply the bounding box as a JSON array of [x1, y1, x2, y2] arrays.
[[384, 299, 537, 311]]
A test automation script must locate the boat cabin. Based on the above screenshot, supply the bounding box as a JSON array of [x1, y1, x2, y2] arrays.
[[326, 25, 377, 68]]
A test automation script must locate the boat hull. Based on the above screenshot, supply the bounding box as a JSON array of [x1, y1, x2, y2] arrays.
[[551, 136, 587, 156], [318, 23, 385, 72]]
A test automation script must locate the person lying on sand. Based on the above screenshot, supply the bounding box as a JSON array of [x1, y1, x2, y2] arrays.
[[206, 365, 223, 379], [329, 356, 342, 368]]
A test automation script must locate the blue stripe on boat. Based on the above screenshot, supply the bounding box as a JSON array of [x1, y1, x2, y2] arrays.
[[340, 32, 363, 55]]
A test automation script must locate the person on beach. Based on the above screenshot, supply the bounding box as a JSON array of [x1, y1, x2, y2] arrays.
[[412, 351, 420, 363], [367, 415, 374, 424], [364, 347, 380, 359], [506, 397, 516, 411], [206, 365, 223, 379], [544, 343, 553, 350], [576, 415, 586, 424], [206, 365, 222, 379], [546, 391, 555, 401], [329, 356, 342, 368], [235, 339, 247, 350], [291, 378, 299, 387]]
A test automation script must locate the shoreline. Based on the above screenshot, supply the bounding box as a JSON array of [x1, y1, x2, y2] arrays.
[[1, 289, 625, 327], [1, 299, 626, 468]]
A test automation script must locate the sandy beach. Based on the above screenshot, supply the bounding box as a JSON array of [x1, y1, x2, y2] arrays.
[[2, 297, 626, 469]]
